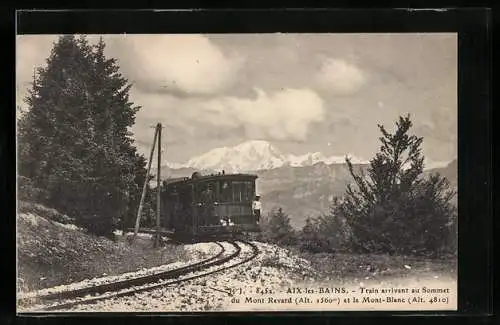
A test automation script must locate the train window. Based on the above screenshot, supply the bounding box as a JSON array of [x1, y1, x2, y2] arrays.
[[206, 182, 215, 201], [244, 181, 253, 201], [232, 183, 240, 202], [196, 182, 214, 202], [219, 180, 229, 202], [233, 181, 248, 202]]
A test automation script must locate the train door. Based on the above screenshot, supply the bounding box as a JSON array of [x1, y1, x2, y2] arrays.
[[190, 183, 197, 235], [218, 179, 232, 222], [174, 183, 191, 234]]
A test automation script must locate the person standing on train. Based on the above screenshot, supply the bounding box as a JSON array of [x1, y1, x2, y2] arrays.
[[252, 195, 262, 223]]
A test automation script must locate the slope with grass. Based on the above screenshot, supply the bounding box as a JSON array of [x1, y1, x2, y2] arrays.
[[17, 201, 189, 292]]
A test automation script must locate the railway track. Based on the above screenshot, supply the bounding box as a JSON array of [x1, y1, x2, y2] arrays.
[[23, 240, 259, 312]]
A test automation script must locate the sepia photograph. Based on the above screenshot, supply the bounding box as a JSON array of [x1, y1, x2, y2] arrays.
[[16, 33, 458, 312]]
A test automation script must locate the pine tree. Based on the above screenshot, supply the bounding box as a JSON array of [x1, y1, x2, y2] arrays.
[[261, 208, 296, 246], [299, 217, 322, 252], [84, 36, 143, 232], [18, 35, 146, 236], [337, 115, 457, 257], [315, 208, 351, 252], [19, 35, 97, 216], [298, 209, 350, 253]]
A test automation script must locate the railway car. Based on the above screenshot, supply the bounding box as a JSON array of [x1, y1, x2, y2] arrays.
[[161, 172, 260, 241]]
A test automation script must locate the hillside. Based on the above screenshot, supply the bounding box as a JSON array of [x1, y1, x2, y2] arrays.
[[263, 159, 458, 228], [17, 201, 187, 292], [256, 162, 368, 228], [425, 158, 458, 188]]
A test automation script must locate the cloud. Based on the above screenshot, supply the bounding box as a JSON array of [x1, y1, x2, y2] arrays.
[[106, 35, 244, 96], [131, 88, 326, 148], [316, 58, 367, 95], [202, 88, 325, 141], [16, 34, 243, 107], [15, 34, 456, 164]]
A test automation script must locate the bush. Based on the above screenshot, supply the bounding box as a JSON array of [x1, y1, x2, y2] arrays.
[[18, 200, 76, 225], [298, 217, 322, 252], [260, 208, 297, 246], [298, 208, 351, 254], [18, 176, 48, 203], [79, 216, 116, 240]]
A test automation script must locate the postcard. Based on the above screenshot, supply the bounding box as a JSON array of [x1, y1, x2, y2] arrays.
[[16, 32, 457, 312]]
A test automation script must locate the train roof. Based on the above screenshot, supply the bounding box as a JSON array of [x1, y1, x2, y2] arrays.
[[163, 173, 258, 186]]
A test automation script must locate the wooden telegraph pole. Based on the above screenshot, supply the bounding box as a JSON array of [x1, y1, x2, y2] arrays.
[[155, 123, 162, 248], [132, 125, 159, 243]]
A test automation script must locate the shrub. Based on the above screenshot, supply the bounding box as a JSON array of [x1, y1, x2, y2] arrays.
[[260, 208, 297, 246], [17, 176, 48, 203], [18, 200, 76, 225], [298, 208, 351, 254]]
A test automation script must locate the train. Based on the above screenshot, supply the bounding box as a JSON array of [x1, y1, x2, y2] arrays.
[[160, 171, 261, 241]]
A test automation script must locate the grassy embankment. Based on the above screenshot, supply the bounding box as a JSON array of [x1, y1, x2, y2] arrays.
[[296, 248, 457, 284], [17, 201, 188, 292]]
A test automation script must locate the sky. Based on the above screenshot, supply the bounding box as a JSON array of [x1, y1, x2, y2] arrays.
[[16, 33, 457, 166]]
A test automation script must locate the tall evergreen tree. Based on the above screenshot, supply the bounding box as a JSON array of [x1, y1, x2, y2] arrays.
[[336, 115, 457, 257], [84, 37, 144, 231], [18, 35, 146, 236], [19, 36, 95, 216]]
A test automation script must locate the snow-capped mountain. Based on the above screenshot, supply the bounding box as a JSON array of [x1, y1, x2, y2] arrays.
[[285, 152, 366, 167], [175, 140, 287, 172], [165, 140, 368, 173], [286, 152, 327, 167]]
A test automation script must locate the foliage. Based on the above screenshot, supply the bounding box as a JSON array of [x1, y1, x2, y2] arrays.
[[334, 115, 457, 257], [17, 176, 48, 203], [18, 200, 76, 225], [260, 207, 297, 246], [139, 184, 158, 229], [299, 211, 350, 253], [17, 35, 146, 236], [298, 217, 321, 252]]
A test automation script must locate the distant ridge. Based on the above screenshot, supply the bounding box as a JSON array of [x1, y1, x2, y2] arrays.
[[159, 140, 452, 174], [162, 140, 368, 173]]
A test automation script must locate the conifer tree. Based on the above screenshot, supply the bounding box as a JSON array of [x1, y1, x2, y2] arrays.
[[19, 36, 96, 216], [299, 217, 322, 252], [18, 35, 145, 236], [298, 209, 350, 253], [261, 208, 297, 246], [84, 36, 143, 231], [336, 115, 457, 257]]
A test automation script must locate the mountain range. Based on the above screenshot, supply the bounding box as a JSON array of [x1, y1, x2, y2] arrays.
[[152, 140, 457, 229], [165, 140, 368, 173], [164, 140, 449, 173]]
